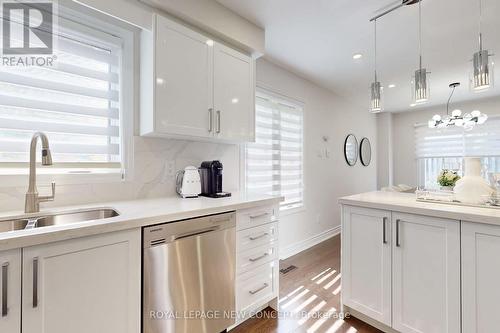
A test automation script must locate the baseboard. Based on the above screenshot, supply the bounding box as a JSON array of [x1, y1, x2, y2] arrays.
[[279, 225, 341, 259]]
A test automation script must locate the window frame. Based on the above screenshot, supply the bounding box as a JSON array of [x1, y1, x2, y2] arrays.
[[0, 1, 136, 186], [242, 85, 306, 214]]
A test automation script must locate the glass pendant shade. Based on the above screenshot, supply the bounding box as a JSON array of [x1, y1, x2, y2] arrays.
[[370, 80, 383, 113], [470, 49, 494, 91], [412, 67, 430, 104]]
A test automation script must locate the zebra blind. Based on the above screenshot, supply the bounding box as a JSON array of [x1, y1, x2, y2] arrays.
[[245, 91, 304, 210], [0, 11, 122, 174]]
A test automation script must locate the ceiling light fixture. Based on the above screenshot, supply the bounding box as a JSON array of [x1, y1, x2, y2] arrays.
[[369, 20, 382, 113], [388, 84, 396, 88], [411, 0, 430, 104], [470, 0, 494, 92], [353, 53, 363, 60], [428, 82, 487, 129]]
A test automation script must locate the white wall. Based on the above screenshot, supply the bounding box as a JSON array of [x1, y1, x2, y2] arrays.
[[390, 96, 500, 186], [256, 59, 378, 258]]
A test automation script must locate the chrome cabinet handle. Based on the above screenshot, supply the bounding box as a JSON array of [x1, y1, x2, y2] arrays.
[[396, 219, 401, 247], [249, 233, 269, 241], [1, 263, 8, 317], [216, 110, 221, 134], [382, 217, 387, 244], [249, 212, 269, 219], [249, 283, 268, 295], [33, 257, 38, 308], [249, 253, 269, 262], [208, 108, 213, 132]]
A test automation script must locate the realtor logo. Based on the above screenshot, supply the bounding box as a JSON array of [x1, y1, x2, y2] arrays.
[[2, 1, 53, 54]]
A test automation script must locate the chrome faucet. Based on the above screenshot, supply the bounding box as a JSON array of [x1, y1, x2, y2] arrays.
[[25, 132, 56, 213]]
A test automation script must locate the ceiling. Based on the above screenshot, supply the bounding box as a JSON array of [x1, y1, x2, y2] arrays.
[[216, 0, 500, 112]]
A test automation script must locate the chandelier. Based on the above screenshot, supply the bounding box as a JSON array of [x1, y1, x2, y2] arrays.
[[428, 82, 488, 129]]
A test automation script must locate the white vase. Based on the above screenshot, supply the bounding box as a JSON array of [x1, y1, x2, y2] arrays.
[[454, 158, 493, 204]]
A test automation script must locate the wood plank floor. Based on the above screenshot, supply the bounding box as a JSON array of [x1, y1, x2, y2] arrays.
[[231, 235, 382, 333]]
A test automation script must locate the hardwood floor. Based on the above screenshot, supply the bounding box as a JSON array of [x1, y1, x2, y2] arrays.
[[231, 235, 382, 333]]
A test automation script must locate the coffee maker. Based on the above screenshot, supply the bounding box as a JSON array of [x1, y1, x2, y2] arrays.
[[199, 160, 231, 198]]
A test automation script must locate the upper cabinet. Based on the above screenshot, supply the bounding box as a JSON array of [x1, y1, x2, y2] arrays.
[[141, 14, 255, 143]]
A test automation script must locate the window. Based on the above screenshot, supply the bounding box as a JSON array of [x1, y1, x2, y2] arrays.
[[245, 90, 304, 210], [0, 6, 127, 177], [415, 116, 500, 188]]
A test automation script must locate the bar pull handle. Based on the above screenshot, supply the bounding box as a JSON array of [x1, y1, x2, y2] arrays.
[[396, 219, 401, 247], [249, 233, 269, 241], [249, 212, 269, 219], [33, 257, 38, 308], [249, 283, 268, 295], [1, 263, 8, 317], [382, 217, 387, 244], [208, 108, 213, 132], [249, 253, 269, 262], [174, 227, 219, 241], [216, 110, 221, 134]]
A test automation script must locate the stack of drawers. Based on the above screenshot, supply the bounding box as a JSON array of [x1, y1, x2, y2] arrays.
[[235, 204, 280, 321]]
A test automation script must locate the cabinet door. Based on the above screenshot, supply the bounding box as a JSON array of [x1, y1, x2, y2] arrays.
[[22, 229, 141, 333], [462, 221, 500, 333], [213, 42, 255, 142], [154, 15, 213, 138], [0, 249, 21, 333], [342, 206, 392, 326], [392, 213, 460, 333]]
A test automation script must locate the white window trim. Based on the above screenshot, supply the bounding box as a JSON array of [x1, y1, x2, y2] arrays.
[[0, 1, 136, 187], [241, 83, 306, 215]]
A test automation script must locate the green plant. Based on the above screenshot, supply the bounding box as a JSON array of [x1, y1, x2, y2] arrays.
[[437, 169, 461, 187]]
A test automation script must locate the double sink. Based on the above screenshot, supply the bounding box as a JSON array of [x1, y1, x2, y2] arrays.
[[0, 208, 120, 233]]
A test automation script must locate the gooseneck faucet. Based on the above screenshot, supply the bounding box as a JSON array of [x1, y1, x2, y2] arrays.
[[25, 132, 56, 213]]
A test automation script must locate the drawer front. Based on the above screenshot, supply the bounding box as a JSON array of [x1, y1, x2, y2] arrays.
[[236, 261, 278, 313], [237, 205, 278, 231], [237, 241, 277, 274], [237, 222, 278, 252]]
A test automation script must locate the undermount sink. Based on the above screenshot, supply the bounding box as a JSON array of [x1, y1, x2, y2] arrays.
[[0, 208, 119, 233]]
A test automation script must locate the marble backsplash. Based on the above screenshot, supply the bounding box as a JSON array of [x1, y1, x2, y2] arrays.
[[0, 136, 241, 212]]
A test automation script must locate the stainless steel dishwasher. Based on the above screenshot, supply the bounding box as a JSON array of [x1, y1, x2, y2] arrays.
[[143, 211, 236, 333]]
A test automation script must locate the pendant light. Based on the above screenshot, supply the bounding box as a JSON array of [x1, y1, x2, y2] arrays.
[[428, 82, 488, 129], [370, 20, 383, 113], [470, 0, 494, 92], [411, 0, 430, 104]]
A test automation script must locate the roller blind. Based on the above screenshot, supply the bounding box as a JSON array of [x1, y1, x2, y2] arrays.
[[0, 11, 122, 173], [245, 91, 304, 210], [415, 116, 500, 158]]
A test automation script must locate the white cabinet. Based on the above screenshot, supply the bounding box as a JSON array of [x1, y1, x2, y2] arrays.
[[0, 249, 21, 333], [141, 14, 255, 143], [342, 206, 392, 326], [392, 213, 460, 333], [462, 221, 500, 333], [22, 229, 141, 333], [213, 43, 255, 142]]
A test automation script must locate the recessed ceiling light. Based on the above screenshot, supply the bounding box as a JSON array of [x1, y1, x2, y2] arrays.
[[388, 84, 396, 88], [410, 103, 417, 107], [206, 39, 214, 46], [352, 53, 363, 60]]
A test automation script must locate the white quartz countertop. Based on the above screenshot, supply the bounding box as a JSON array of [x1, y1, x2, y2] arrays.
[[339, 191, 500, 226], [0, 193, 282, 251]]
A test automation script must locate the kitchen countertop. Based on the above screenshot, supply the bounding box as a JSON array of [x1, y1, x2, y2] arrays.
[[0, 193, 282, 251], [339, 191, 500, 225]]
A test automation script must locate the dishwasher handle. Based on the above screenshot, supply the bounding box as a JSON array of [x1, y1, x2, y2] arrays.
[[174, 226, 220, 240]]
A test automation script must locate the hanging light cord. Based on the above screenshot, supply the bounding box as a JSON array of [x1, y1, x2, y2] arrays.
[[478, 0, 483, 50], [418, 0, 422, 69], [374, 19, 378, 81], [446, 85, 457, 116]]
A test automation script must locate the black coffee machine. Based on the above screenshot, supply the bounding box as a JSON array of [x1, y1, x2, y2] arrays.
[[199, 160, 231, 198]]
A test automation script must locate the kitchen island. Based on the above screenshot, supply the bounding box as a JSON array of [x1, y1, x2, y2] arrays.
[[339, 191, 500, 333]]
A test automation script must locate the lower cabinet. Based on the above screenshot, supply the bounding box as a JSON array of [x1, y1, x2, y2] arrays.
[[342, 206, 392, 326], [462, 221, 500, 333], [0, 249, 21, 333], [0, 229, 141, 333], [342, 206, 461, 333], [392, 213, 460, 333]]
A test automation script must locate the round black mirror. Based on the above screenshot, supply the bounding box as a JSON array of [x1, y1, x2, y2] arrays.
[[360, 137, 372, 166], [344, 134, 358, 166]]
